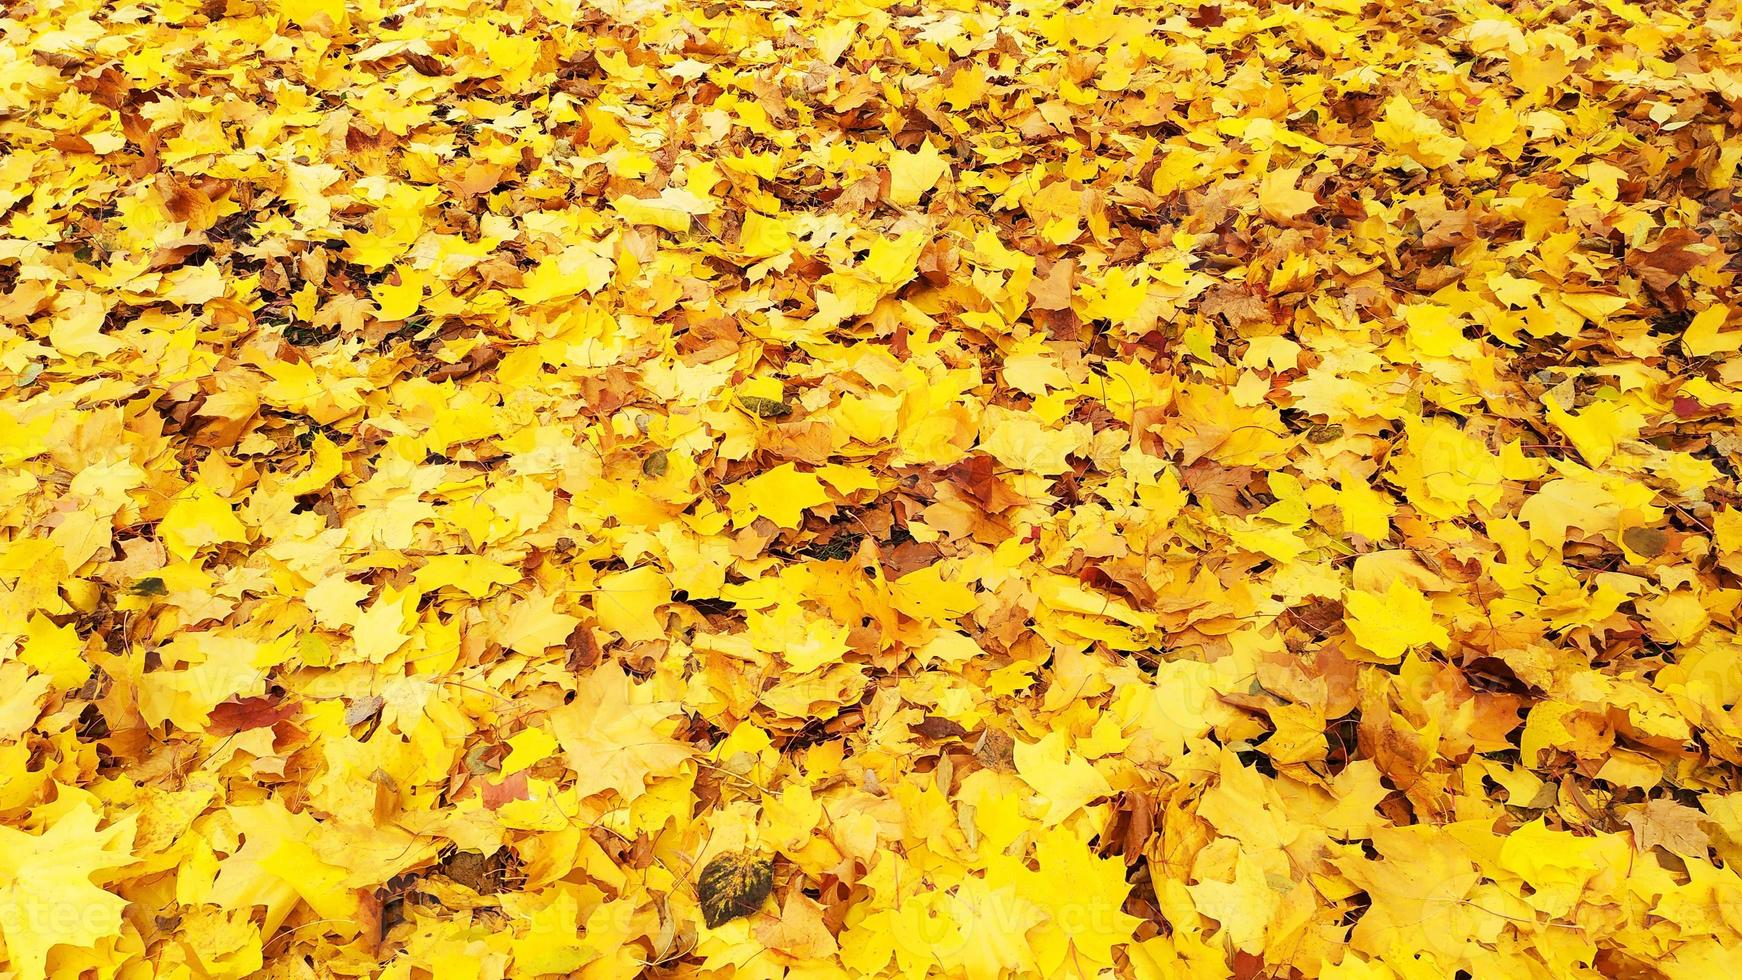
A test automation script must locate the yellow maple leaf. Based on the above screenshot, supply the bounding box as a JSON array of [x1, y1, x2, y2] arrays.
[[0, 800, 136, 979], [591, 565, 671, 643], [1544, 395, 1644, 468], [611, 187, 715, 233], [1013, 731, 1112, 825], [371, 265, 429, 321], [1373, 95, 1467, 168], [726, 463, 832, 529], [549, 668, 692, 802], [887, 138, 949, 207], [496, 588, 581, 654], [1343, 580, 1448, 661], [158, 485, 249, 562], [1684, 304, 1741, 357], [1257, 165, 1318, 222]]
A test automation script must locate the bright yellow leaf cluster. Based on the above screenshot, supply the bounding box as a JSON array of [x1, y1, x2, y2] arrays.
[[3, 0, 1742, 976]]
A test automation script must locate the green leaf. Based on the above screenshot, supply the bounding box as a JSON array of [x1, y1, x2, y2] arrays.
[[738, 395, 791, 418], [697, 851, 773, 928], [130, 576, 168, 597]]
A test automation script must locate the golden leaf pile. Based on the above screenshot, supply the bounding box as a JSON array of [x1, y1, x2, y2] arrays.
[[2, 0, 1742, 975]]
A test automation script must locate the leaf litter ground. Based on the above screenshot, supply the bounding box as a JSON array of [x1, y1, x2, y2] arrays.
[[3, 0, 1742, 976]]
